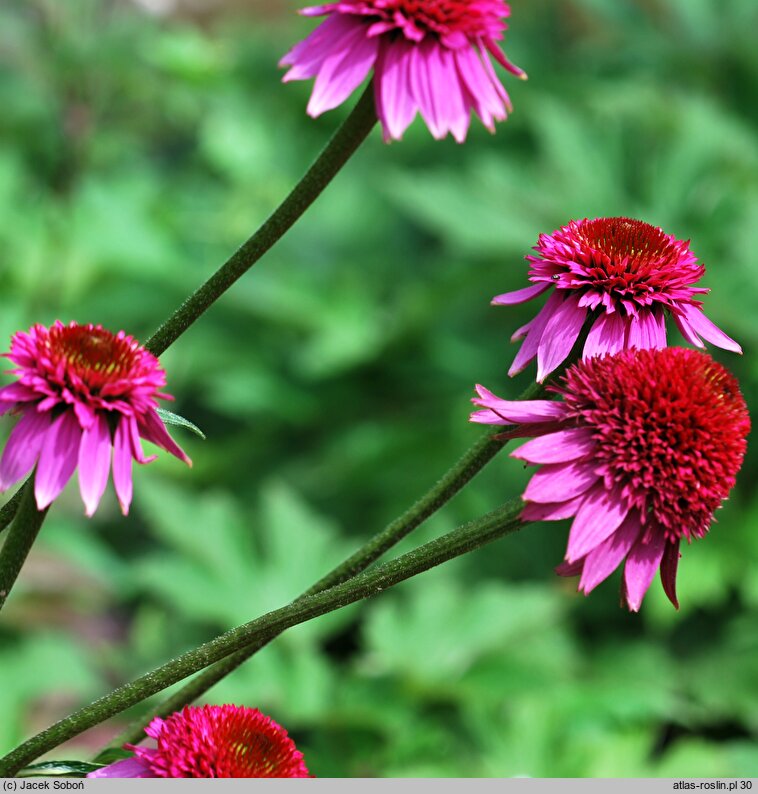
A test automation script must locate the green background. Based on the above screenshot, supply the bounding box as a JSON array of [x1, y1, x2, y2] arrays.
[[1, 0, 758, 777]]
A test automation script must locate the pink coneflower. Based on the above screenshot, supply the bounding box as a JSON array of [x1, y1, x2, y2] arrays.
[[471, 348, 750, 610], [0, 321, 190, 516], [494, 217, 742, 382], [88, 705, 311, 778], [280, 0, 525, 142]]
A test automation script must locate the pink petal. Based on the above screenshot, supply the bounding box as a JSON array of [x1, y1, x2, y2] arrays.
[[280, 14, 352, 78], [555, 559, 584, 578], [430, 43, 469, 143], [627, 307, 666, 350], [578, 511, 643, 594], [374, 39, 417, 141], [112, 417, 134, 516], [672, 310, 706, 348], [35, 410, 83, 510], [78, 413, 112, 517], [138, 409, 192, 466], [0, 409, 51, 490], [583, 311, 629, 358], [524, 459, 600, 504], [680, 303, 742, 354], [492, 282, 550, 306], [88, 757, 155, 779], [306, 24, 379, 116], [565, 484, 631, 563], [454, 45, 506, 130], [471, 385, 568, 424], [521, 493, 586, 522], [623, 530, 668, 612], [511, 427, 596, 465], [483, 37, 527, 79], [660, 538, 681, 609], [537, 292, 587, 382], [408, 40, 443, 138], [508, 291, 564, 377]]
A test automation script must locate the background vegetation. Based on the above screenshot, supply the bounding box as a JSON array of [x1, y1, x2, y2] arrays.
[[1, 0, 758, 777]]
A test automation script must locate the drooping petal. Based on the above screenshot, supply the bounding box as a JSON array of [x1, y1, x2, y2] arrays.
[[112, 417, 134, 516], [623, 530, 668, 612], [565, 484, 630, 563], [659, 538, 681, 609], [374, 39, 417, 141], [680, 303, 742, 354], [138, 410, 192, 466], [491, 282, 550, 306], [524, 459, 600, 504], [307, 24, 379, 116], [511, 428, 595, 465], [583, 311, 629, 358], [408, 40, 443, 139], [627, 306, 666, 350], [35, 411, 83, 510], [508, 291, 564, 377], [578, 511, 643, 594], [521, 493, 586, 522], [88, 757, 155, 779], [0, 409, 51, 490], [78, 413, 112, 517], [672, 310, 705, 348], [471, 385, 568, 424], [536, 292, 587, 382]]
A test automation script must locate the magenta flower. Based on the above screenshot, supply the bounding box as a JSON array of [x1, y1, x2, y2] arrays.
[[0, 321, 190, 516], [280, 0, 525, 142], [88, 705, 311, 778], [494, 217, 742, 382], [471, 348, 750, 611]]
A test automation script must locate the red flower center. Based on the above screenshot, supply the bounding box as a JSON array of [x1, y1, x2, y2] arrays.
[[46, 324, 143, 389], [577, 217, 678, 273], [143, 706, 310, 778], [529, 216, 706, 311], [343, 0, 509, 39], [560, 348, 750, 541]]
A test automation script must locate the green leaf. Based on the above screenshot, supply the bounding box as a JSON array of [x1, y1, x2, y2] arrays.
[[18, 761, 103, 778], [156, 407, 206, 440]]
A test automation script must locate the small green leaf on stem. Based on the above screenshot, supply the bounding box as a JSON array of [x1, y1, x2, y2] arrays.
[[156, 408, 206, 440]]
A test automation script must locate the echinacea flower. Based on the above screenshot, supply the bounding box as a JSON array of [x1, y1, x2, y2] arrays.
[[280, 0, 525, 142], [88, 705, 311, 778], [494, 217, 742, 381], [471, 348, 750, 610], [0, 321, 190, 516]]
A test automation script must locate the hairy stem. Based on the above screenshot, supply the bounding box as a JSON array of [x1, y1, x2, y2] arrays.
[[0, 501, 527, 775], [144, 85, 377, 357], [107, 380, 544, 750], [0, 482, 49, 613], [0, 480, 29, 536]]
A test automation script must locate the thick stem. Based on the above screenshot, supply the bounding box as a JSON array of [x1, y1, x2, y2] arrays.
[[144, 85, 378, 357], [107, 380, 545, 750], [0, 480, 29, 536], [0, 482, 49, 613], [0, 501, 527, 775]]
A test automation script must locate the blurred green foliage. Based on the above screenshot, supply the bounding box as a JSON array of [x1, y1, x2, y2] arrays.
[[1, 0, 758, 777]]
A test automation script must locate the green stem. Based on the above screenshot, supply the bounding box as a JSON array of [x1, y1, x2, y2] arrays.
[[143, 84, 378, 358], [0, 480, 29, 536], [107, 379, 544, 750], [0, 482, 49, 613], [0, 500, 527, 776]]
